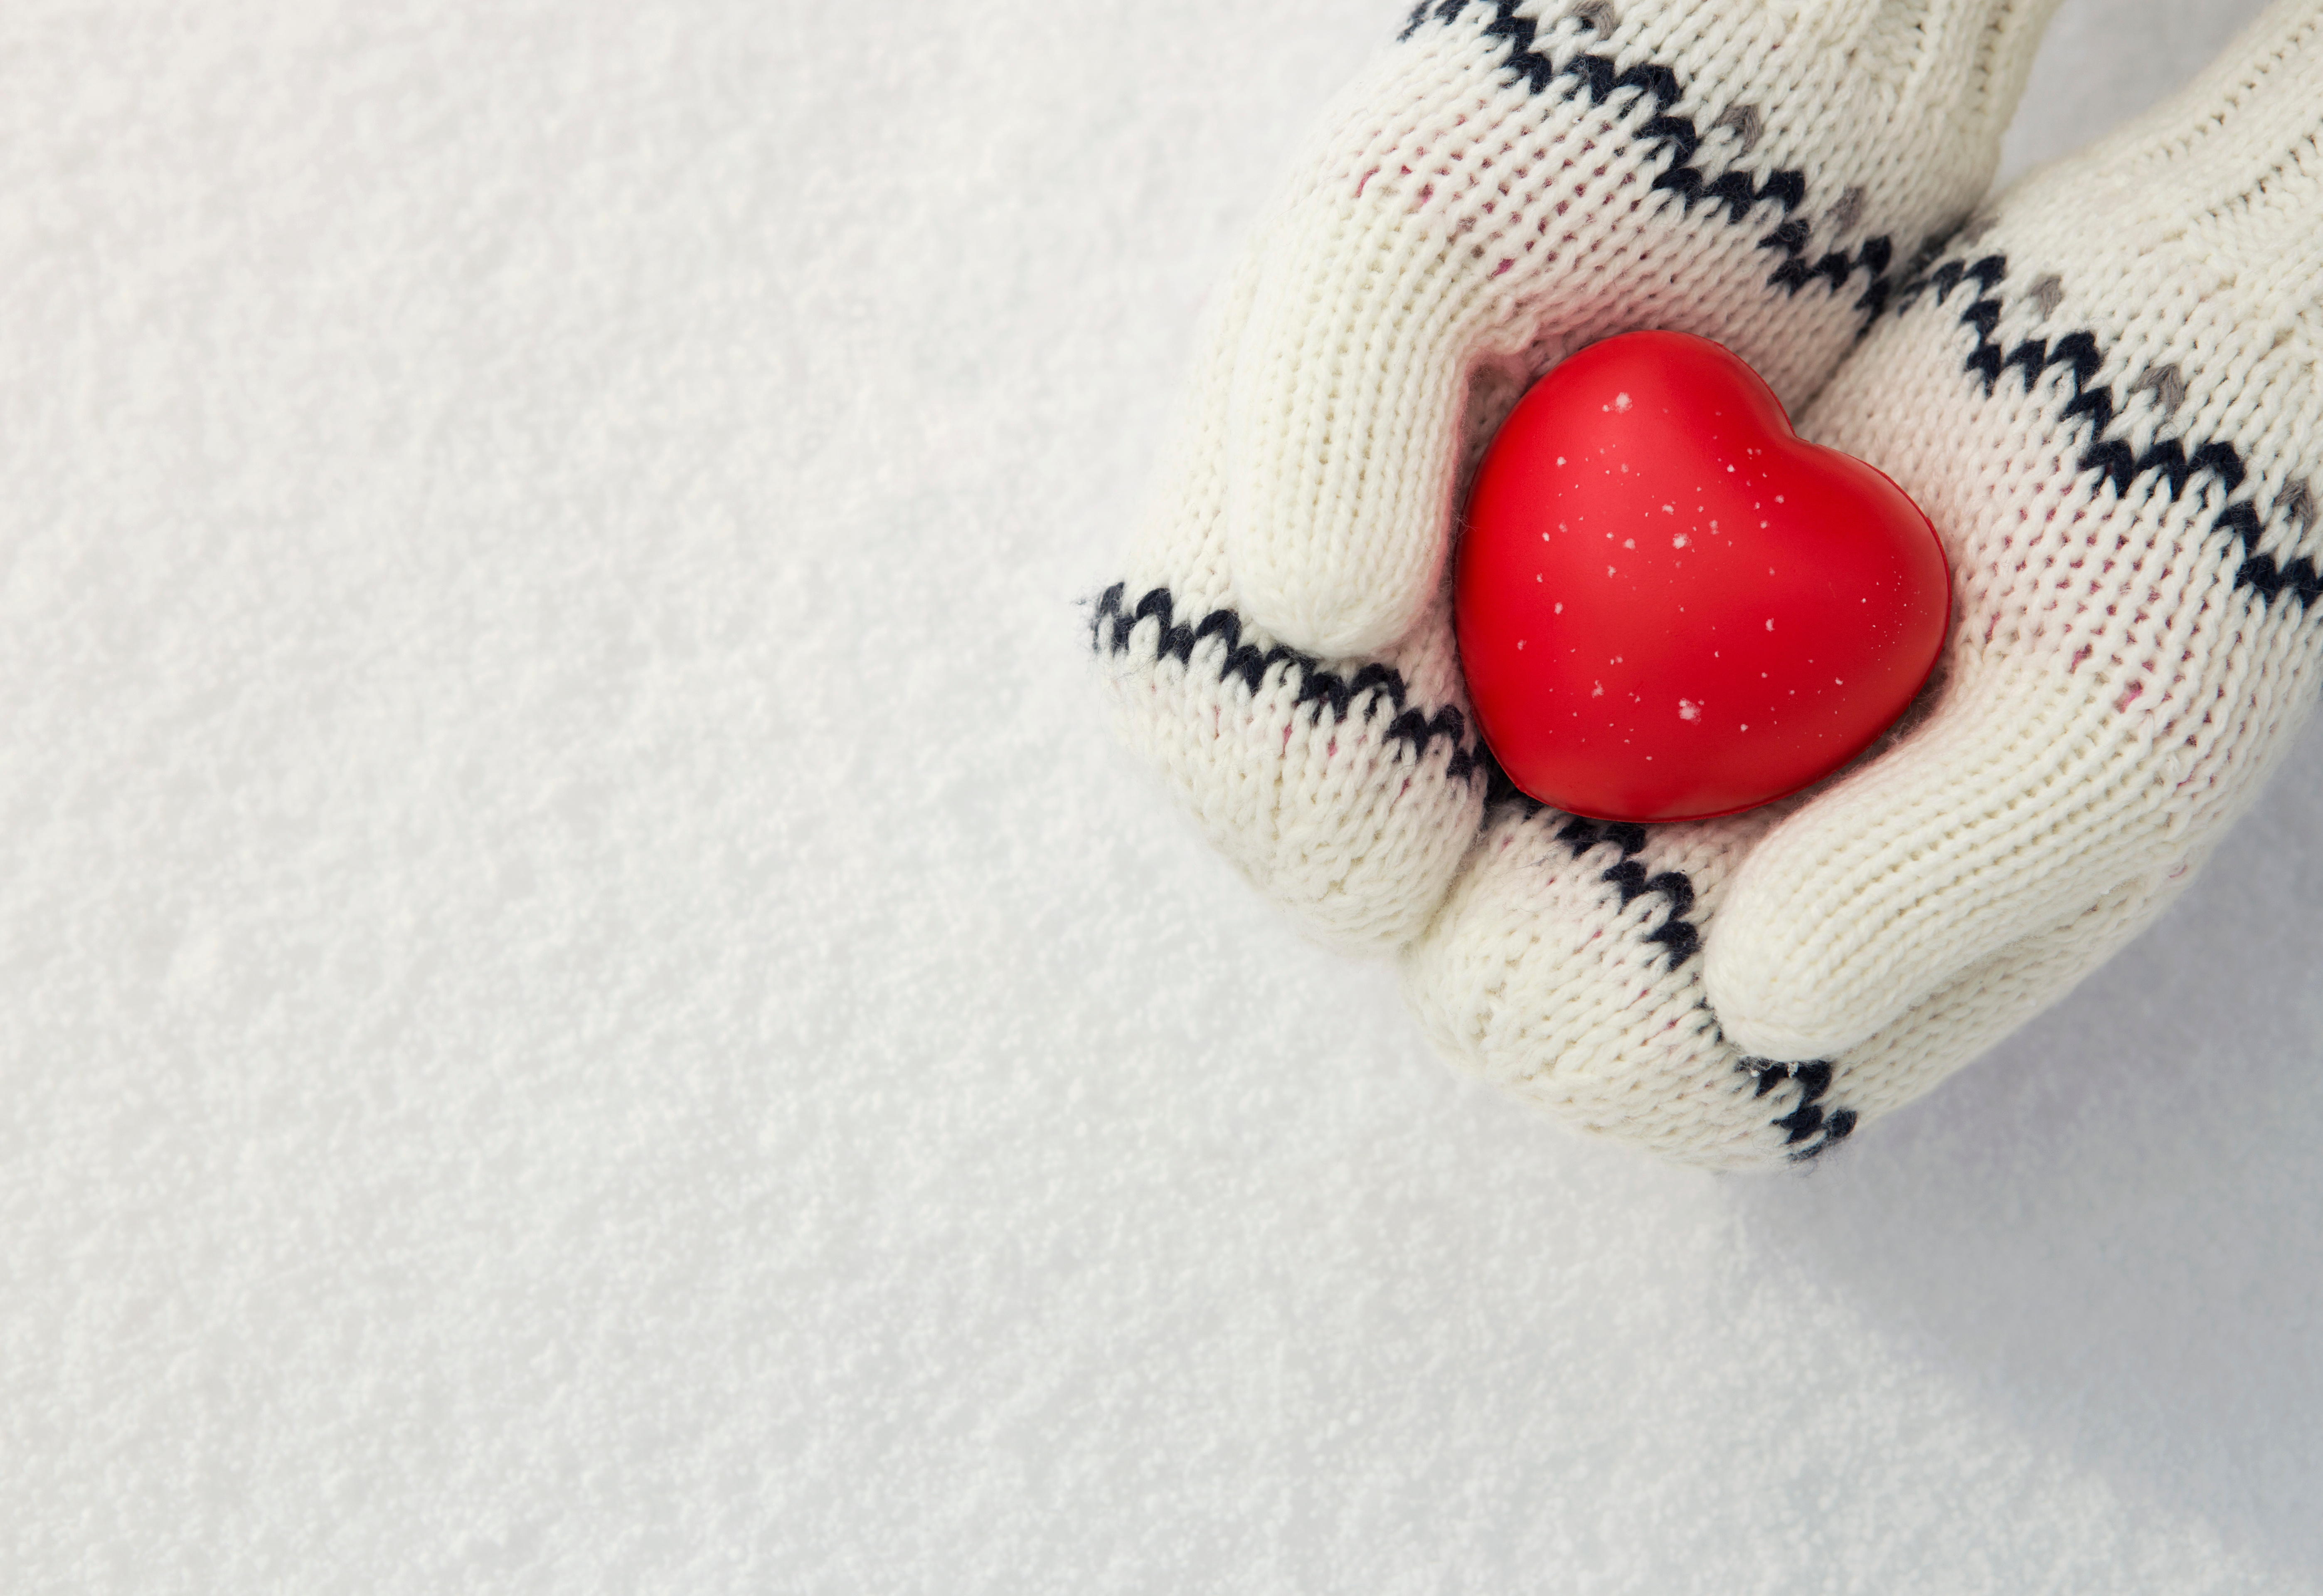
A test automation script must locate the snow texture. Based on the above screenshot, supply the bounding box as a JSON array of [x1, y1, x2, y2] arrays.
[[0, 0, 2316, 1591]]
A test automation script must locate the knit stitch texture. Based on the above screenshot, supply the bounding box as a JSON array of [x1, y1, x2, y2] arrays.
[[1406, 0, 2323, 1166], [1098, 0, 2064, 958]]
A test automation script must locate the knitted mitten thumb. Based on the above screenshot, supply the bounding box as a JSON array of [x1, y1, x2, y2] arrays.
[[1096, 0, 2059, 955], [1707, 0, 2323, 1064]]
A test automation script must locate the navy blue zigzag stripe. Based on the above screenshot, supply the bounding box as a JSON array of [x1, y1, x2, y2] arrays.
[[1743, 1058, 1858, 1161], [1398, 0, 1897, 312], [1760, 217, 1897, 318], [1476, 798, 1856, 1158], [1480, 793, 1706, 970], [1091, 582, 1484, 781], [1899, 251, 2323, 608], [1530, 805, 1856, 1158]]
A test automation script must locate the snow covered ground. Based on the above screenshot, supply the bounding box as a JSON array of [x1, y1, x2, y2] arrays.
[[2, 0, 2316, 1589]]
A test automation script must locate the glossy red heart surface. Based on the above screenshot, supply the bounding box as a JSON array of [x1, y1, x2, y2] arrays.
[[1454, 331, 1949, 823]]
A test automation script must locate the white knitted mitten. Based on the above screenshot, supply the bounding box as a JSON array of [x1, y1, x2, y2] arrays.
[[1403, 0, 2323, 1169], [1095, 0, 2060, 954]]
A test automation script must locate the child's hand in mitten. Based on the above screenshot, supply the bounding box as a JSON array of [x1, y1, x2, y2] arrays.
[[1096, 0, 2059, 953], [1404, 0, 2323, 1167]]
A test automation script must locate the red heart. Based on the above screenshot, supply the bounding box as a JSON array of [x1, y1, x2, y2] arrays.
[[1455, 331, 1949, 823]]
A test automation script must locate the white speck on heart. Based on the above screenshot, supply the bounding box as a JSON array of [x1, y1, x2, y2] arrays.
[[1678, 699, 1700, 721], [1673, 534, 1689, 549], [1661, 504, 1673, 515], [1775, 494, 1784, 502], [1614, 392, 1632, 411], [1517, 640, 1525, 649], [1607, 565, 1616, 576], [1557, 456, 1566, 465], [1766, 619, 1774, 630], [1554, 603, 1563, 613], [1593, 681, 1604, 696], [1623, 539, 1635, 549], [1741, 724, 1749, 731]]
